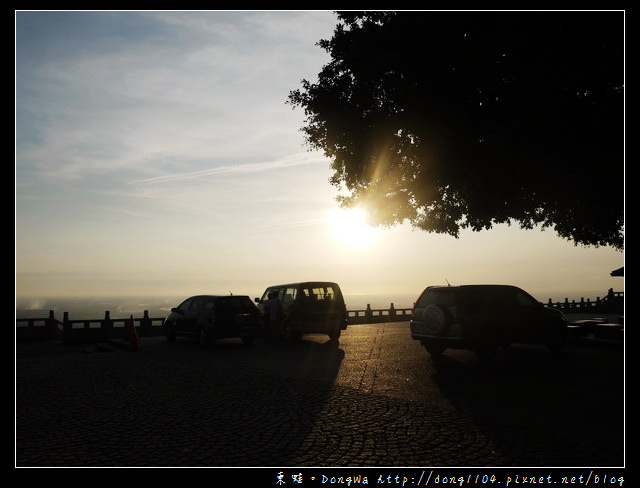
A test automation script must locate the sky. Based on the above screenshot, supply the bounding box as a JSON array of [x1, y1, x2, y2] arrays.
[[15, 10, 624, 308]]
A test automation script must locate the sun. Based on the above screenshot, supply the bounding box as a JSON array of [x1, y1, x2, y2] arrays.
[[329, 207, 381, 248]]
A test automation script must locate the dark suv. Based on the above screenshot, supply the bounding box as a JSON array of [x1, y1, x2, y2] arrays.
[[409, 284, 567, 361], [164, 295, 259, 346], [255, 281, 348, 341]]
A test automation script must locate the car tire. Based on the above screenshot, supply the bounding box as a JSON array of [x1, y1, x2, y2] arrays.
[[283, 321, 303, 342], [475, 332, 498, 362], [423, 341, 445, 357], [547, 322, 567, 353], [165, 322, 177, 342], [422, 305, 448, 334], [329, 329, 341, 341]]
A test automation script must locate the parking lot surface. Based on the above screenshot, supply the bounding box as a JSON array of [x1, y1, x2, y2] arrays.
[[16, 322, 624, 468]]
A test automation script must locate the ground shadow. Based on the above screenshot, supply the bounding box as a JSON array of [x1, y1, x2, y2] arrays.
[[429, 345, 624, 466], [16, 336, 345, 467]]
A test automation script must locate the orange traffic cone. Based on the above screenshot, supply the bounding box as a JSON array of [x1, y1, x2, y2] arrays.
[[128, 314, 139, 352]]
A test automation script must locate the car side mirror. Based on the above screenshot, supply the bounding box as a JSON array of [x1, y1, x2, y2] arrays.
[[254, 297, 259, 303]]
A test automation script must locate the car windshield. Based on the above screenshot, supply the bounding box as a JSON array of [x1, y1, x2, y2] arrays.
[[216, 296, 255, 312], [417, 288, 456, 307]]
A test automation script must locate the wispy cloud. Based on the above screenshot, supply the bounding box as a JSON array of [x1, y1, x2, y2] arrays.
[[130, 152, 326, 185], [16, 11, 332, 186]]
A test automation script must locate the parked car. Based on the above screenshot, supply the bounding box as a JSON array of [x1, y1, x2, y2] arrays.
[[409, 284, 568, 361], [255, 281, 348, 341], [164, 295, 259, 346]]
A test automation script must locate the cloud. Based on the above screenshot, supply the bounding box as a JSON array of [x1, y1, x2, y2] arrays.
[[130, 152, 326, 185], [16, 11, 335, 186]]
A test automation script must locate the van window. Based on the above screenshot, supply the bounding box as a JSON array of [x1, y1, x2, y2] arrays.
[[261, 287, 284, 303], [283, 287, 297, 309]]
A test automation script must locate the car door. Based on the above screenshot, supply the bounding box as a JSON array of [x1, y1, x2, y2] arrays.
[[508, 287, 544, 338], [184, 296, 206, 335], [171, 297, 194, 333]]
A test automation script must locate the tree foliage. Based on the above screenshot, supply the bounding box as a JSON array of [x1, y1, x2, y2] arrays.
[[288, 11, 624, 250]]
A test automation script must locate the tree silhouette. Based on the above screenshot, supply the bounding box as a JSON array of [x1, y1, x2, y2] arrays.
[[288, 11, 624, 250]]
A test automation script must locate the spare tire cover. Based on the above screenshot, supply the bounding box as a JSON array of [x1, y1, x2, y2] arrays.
[[423, 305, 447, 334]]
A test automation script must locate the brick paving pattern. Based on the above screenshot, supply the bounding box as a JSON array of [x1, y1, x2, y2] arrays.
[[16, 323, 624, 468]]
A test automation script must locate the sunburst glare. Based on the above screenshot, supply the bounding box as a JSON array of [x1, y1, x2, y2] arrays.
[[329, 207, 382, 248]]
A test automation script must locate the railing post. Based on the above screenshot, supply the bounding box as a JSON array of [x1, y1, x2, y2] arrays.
[[102, 311, 113, 340], [63, 311, 71, 342], [103, 311, 113, 330], [46, 310, 58, 339], [141, 310, 151, 335]]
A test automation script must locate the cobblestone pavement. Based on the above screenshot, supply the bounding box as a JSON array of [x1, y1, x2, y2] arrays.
[[15, 323, 624, 468]]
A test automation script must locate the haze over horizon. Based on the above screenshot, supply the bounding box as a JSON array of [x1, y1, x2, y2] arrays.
[[15, 11, 624, 307]]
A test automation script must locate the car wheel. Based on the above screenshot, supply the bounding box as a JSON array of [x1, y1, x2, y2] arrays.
[[283, 321, 302, 342], [423, 341, 445, 357], [547, 322, 567, 353], [475, 333, 498, 362], [198, 327, 210, 347], [328, 329, 341, 341], [165, 322, 177, 342], [422, 305, 448, 334]]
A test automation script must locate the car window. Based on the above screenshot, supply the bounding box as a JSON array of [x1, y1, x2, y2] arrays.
[[177, 297, 194, 310], [490, 288, 516, 307], [217, 296, 254, 312], [513, 288, 538, 307], [190, 297, 206, 311], [260, 288, 283, 303], [417, 288, 456, 307], [234, 296, 256, 310], [463, 288, 486, 311], [283, 287, 297, 309], [260, 289, 271, 302], [316, 286, 336, 300]]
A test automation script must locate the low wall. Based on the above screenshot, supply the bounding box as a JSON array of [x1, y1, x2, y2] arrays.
[[546, 291, 624, 314], [347, 303, 412, 324], [16, 310, 165, 344], [16, 293, 624, 343]]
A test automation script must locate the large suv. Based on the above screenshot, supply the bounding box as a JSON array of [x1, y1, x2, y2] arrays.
[[255, 281, 348, 341], [164, 295, 259, 346], [409, 284, 567, 361]]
